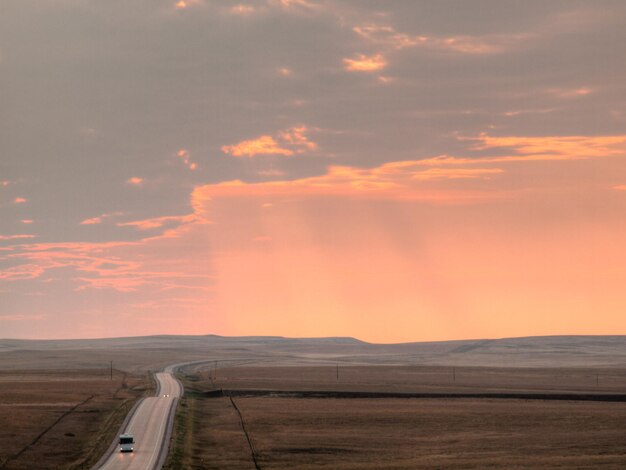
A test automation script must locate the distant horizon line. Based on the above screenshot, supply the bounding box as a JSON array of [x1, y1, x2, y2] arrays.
[[1, 333, 624, 345]]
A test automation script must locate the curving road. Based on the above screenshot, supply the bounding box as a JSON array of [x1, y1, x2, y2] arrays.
[[95, 372, 182, 470]]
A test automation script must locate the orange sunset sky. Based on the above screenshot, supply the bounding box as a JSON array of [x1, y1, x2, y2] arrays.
[[1, 0, 625, 342]]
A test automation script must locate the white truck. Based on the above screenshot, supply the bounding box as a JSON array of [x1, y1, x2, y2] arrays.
[[119, 433, 135, 453]]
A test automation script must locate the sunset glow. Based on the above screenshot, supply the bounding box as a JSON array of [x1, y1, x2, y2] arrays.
[[1, 1, 625, 342]]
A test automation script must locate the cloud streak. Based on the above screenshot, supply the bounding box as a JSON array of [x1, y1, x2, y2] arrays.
[[0, 234, 36, 241], [222, 126, 317, 157], [117, 214, 200, 231], [80, 212, 125, 226], [127, 177, 144, 185], [343, 53, 387, 72], [417, 134, 626, 167], [352, 23, 529, 56], [192, 160, 504, 204], [468, 133, 626, 160]]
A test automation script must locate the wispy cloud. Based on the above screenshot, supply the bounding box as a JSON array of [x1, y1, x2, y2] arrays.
[[468, 133, 626, 161], [377, 75, 395, 84], [192, 160, 503, 203], [176, 149, 197, 170], [353, 23, 528, 55], [344, 22, 529, 77], [353, 24, 428, 50], [222, 125, 317, 157], [117, 214, 199, 231], [222, 135, 292, 157], [0, 263, 46, 280], [278, 126, 317, 151], [0, 238, 185, 289], [548, 87, 594, 98], [502, 108, 557, 117], [343, 53, 387, 72], [271, 0, 320, 10], [0, 234, 36, 241], [127, 177, 144, 185], [0, 224, 214, 302], [418, 133, 626, 167], [174, 0, 202, 10], [80, 211, 124, 226], [225, 0, 319, 16], [80, 216, 104, 225]]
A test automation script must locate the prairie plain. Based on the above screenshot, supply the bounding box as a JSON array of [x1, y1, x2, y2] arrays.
[[1, 334, 625, 469], [0, 369, 150, 470], [199, 396, 626, 469], [167, 363, 626, 469]]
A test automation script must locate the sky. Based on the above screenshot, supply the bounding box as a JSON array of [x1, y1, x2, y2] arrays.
[[1, 0, 625, 342]]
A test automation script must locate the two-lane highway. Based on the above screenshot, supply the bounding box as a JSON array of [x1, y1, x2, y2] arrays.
[[95, 372, 182, 470], [155, 372, 182, 398]]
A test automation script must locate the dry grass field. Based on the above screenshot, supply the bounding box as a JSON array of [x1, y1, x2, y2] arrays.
[[0, 369, 151, 470], [1, 335, 625, 469], [166, 364, 626, 470], [166, 396, 255, 470], [2, 335, 626, 373], [237, 397, 626, 469], [203, 364, 626, 394]]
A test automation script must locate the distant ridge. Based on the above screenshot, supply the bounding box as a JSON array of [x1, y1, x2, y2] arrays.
[[0, 334, 366, 346], [0, 335, 625, 369], [0, 333, 624, 347]]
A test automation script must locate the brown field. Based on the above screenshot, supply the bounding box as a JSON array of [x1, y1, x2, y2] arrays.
[[1, 335, 625, 469], [2, 335, 626, 374], [165, 364, 626, 469], [239, 397, 626, 469], [0, 369, 151, 470], [194, 364, 626, 394]]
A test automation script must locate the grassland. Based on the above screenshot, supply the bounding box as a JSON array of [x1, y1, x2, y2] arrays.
[[195, 364, 626, 393], [166, 364, 626, 469], [2, 335, 626, 373], [236, 397, 626, 469], [0, 369, 151, 470], [2, 335, 626, 469]]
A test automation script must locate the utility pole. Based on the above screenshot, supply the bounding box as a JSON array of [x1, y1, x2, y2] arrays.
[[336, 363, 339, 381], [110, 361, 113, 381], [452, 366, 456, 383]]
